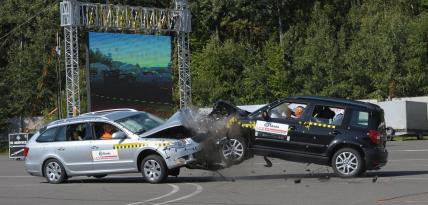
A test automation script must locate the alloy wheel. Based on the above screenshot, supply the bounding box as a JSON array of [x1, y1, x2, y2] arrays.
[[222, 138, 244, 161], [335, 151, 359, 175], [46, 161, 63, 183], [143, 159, 162, 181]]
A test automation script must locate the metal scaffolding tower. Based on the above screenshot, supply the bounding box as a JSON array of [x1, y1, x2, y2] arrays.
[[175, 0, 192, 108], [63, 26, 80, 117], [60, 0, 191, 117]]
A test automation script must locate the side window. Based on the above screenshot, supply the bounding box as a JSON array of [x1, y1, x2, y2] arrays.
[[350, 110, 369, 128], [37, 127, 59, 142], [311, 105, 345, 126], [92, 122, 121, 140], [55, 126, 67, 142], [67, 123, 90, 141], [268, 102, 307, 120]]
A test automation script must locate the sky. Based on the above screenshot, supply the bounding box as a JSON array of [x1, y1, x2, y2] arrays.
[[89, 32, 172, 68]]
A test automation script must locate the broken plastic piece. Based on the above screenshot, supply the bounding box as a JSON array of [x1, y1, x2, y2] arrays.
[[263, 156, 272, 167]]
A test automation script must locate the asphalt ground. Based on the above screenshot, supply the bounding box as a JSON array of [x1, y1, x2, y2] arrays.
[[1, 141, 428, 205]]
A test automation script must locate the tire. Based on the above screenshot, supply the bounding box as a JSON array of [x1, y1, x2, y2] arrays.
[[220, 135, 247, 166], [93, 174, 107, 179], [43, 159, 67, 184], [331, 148, 364, 178], [141, 155, 167, 184]]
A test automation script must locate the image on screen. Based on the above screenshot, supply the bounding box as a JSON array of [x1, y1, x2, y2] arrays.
[[88, 32, 173, 116]]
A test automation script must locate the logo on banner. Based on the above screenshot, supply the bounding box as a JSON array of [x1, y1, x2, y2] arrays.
[[92, 150, 119, 161], [255, 120, 289, 135]]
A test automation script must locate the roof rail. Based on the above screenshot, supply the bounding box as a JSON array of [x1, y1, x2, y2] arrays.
[[80, 108, 138, 116]]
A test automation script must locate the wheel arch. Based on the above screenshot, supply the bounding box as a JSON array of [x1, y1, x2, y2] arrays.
[[328, 143, 365, 164], [137, 149, 163, 172], [41, 157, 66, 177]]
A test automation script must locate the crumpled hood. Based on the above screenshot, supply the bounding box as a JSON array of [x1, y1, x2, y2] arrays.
[[138, 111, 186, 138]]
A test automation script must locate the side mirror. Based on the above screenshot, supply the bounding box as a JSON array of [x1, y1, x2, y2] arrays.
[[112, 131, 126, 139], [262, 111, 269, 120]]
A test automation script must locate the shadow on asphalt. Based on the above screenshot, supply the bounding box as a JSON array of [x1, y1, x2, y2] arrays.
[[62, 170, 428, 184]]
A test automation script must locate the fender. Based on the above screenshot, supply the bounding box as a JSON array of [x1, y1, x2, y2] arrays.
[[326, 139, 365, 158]]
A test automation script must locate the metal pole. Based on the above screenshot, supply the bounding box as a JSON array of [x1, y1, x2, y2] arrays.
[[175, 0, 192, 109], [64, 25, 80, 117]]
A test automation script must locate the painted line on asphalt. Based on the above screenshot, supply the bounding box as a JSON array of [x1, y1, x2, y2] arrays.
[[126, 184, 179, 205], [153, 183, 203, 205], [390, 149, 428, 152]]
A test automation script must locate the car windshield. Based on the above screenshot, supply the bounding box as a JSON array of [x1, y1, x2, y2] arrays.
[[115, 113, 165, 134]]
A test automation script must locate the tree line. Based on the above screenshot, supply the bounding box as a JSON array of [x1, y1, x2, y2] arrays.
[[0, 0, 427, 132]]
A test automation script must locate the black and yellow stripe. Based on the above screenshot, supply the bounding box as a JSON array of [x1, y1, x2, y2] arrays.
[[114, 143, 144, 149], [303, 121, 336, 129], [113, 142, 174, 150]]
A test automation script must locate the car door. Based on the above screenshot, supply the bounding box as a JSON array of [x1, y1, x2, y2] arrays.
[[252, 101, 308, 154], [90, 122, 136, 172], [302, 104, 348, 155], [54, 123, 94, 172]]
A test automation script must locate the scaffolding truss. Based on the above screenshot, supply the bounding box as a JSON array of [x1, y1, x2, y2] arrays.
[[60, 0, 191, 117]]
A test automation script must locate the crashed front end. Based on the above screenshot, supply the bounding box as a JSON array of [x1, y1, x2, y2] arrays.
[[138, 110, 222, 170]]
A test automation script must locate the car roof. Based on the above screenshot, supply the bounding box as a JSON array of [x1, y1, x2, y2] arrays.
[[47, 109, 141, 127], [286, 96, 381, 110]]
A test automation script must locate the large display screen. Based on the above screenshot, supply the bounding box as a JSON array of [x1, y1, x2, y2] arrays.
[[88, 32, 173, 116]]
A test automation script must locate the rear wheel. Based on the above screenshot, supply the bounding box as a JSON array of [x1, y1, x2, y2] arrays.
[[331, 148, 364, 178], [141, 155, 167, 183], [220, 135, 247, 165], [44, 159, 67, 184]]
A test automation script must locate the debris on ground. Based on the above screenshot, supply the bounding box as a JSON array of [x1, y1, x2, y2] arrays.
[[372, 175, 378, 183], [263, 156, 273, 167]]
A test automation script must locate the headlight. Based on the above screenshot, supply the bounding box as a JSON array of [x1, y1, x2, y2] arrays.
[[169, 140, 186, 148], [169, 138, 194, 148]]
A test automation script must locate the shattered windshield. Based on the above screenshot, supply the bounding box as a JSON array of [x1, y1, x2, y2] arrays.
[[115, 113, 165, 134]]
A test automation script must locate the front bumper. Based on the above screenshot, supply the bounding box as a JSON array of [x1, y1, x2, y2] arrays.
[[162, 142, 202, 169], [364, 147, 388, 170]]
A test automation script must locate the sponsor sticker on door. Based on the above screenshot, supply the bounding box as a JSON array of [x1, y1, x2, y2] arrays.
[[255, 121, 289, 136], [92, 150, 119, 161]]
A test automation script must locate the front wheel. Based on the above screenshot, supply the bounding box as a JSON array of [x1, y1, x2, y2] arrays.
[[141, 155, 167, 183], [220, 135, 247, 166], [44, 159, 67, 184], [331, 148, 364, 178]]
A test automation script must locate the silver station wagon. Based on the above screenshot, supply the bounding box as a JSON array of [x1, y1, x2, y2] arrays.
[[24, 109, 202, 184]]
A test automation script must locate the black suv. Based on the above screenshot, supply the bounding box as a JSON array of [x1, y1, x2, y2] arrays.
[[211, 96, 388, 177]]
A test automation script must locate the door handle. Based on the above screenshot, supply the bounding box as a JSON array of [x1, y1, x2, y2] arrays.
[[329, 130, 341, 135], [57, 147, 65, 151], [91, 146, 99, 149]]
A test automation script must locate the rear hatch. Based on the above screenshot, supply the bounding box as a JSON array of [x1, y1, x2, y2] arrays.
[[369, 109, 387, 148]]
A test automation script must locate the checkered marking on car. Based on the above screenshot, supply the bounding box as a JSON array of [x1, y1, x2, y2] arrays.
[[241, 122, 256, 129], [303, 121, 336, 129], [113, 142, 172, 150], [227, 117, 257, 129]]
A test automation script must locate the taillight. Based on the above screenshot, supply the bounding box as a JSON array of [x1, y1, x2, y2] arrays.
[[23, 147, 29, 157], [368, 130, 380, 145]]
